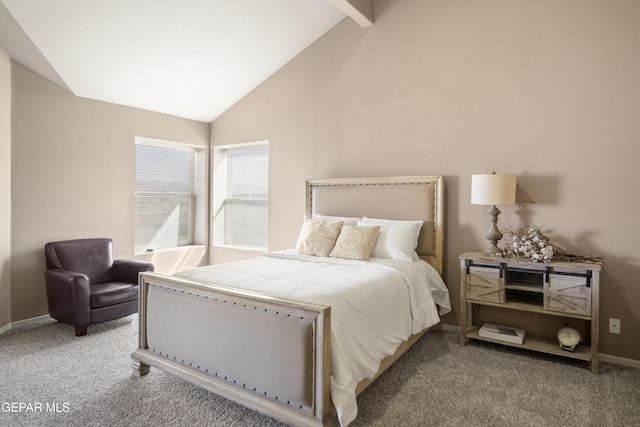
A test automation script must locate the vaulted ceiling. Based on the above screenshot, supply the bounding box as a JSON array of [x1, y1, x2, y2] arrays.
[[0, 0, 372, 122]]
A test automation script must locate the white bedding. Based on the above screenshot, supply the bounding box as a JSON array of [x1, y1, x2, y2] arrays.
[[175, 250, 451, 426]]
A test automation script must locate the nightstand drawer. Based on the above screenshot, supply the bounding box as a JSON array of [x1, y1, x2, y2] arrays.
[[466, 266, 504, 303], [545, 274, 591, 316]]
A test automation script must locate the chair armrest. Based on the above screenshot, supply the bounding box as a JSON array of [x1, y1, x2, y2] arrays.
[[44, 269, 91, 327], [113, 259, 155, 284]]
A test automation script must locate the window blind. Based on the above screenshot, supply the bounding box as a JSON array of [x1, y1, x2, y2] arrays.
[[135, 143, 195, 253], [224, 145, 268, 248]]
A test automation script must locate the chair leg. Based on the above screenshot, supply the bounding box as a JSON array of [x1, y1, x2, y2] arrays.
[[75, 326, 88, 336]]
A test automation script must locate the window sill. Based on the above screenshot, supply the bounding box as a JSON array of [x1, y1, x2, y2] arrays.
[[134, 244, 206, 257], [213, 244, 267, 253]]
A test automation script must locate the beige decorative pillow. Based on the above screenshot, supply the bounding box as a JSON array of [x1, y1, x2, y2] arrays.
[[296, 220, 343, 257], [329, 224, 381, 261]]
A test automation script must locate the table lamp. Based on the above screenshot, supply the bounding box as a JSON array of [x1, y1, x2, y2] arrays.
[[471, 172, 516, 256]]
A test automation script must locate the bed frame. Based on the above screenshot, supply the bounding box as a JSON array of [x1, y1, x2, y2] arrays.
[[131, 175, 444, 426]]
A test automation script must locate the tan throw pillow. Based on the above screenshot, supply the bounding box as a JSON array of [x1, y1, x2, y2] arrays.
[[296, 220, 343, 257], [329, 224, 381, 261]]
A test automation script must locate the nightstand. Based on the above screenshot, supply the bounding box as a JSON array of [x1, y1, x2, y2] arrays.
[[459, 252, 602, 374]]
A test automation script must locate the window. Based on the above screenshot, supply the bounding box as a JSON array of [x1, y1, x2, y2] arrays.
[[213, 142, 269, 250], [135, 139, 197, 253]]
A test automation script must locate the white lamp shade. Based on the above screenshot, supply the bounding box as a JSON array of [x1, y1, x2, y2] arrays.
[[471, 174, 516, 206]]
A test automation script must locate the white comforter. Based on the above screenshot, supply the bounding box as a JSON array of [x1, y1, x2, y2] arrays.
[[175, 250, 451, 426]]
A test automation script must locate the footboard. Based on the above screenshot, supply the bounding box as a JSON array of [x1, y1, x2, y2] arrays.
[[131, 272, 332, 427]]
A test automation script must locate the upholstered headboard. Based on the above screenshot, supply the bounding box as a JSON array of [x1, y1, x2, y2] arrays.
[[306, 176, 444, 275]]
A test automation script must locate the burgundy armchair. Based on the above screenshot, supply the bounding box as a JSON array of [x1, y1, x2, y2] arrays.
[[44, 238, 154, 336]]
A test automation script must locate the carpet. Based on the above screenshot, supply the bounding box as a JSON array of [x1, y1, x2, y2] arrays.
[[1, 316, 638, 426]]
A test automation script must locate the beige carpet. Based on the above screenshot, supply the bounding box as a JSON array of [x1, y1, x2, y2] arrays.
[[1, 316, 639, 426]]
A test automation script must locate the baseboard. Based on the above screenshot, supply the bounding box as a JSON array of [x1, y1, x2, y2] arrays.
[[440, 323, 459, 333], [439, 324, 639, 369], [0, 314, 56, 335], [600, 353, 640, 370]]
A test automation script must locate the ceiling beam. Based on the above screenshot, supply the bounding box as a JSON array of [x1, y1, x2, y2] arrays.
[[330, 0, 373, 27]]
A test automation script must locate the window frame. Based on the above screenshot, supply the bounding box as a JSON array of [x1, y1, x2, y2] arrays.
[[134, 137, 206, 254], [213, 141, 269, 251]]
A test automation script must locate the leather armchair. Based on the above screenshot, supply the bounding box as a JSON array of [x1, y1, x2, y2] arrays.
[[44, 238, 154, 336]]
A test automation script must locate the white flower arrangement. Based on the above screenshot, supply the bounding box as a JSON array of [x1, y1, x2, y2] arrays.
[[500, 225, 603, 263]]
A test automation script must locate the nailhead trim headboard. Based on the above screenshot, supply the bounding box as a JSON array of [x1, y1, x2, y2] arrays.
[[306, 176, 444, 275]]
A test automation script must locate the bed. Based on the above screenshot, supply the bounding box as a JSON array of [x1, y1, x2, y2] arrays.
[[131, 175, 450, 426]]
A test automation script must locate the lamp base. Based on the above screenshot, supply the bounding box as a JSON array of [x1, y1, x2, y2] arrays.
[[484, 205, 504, 257], [483, 246, 503, 257]]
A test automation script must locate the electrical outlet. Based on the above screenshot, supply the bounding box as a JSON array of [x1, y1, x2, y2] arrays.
[[609, 318, 621, 334]]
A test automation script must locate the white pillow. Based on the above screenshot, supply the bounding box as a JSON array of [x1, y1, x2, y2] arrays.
[[312, 214, 360, 225], [358, 217, 423, 261], [295, 217, 310, 248]]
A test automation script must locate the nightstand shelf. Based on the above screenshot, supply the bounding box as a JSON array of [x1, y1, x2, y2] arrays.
[[505, 283, 544, 293], [459, 252, 602, 373], [466, 326, 593, 361]]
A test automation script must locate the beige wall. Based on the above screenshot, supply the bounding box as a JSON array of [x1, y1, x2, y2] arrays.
[[0, 47, 10, 329], [210, 0, 640, 360], [8, 62, 210, 324]]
